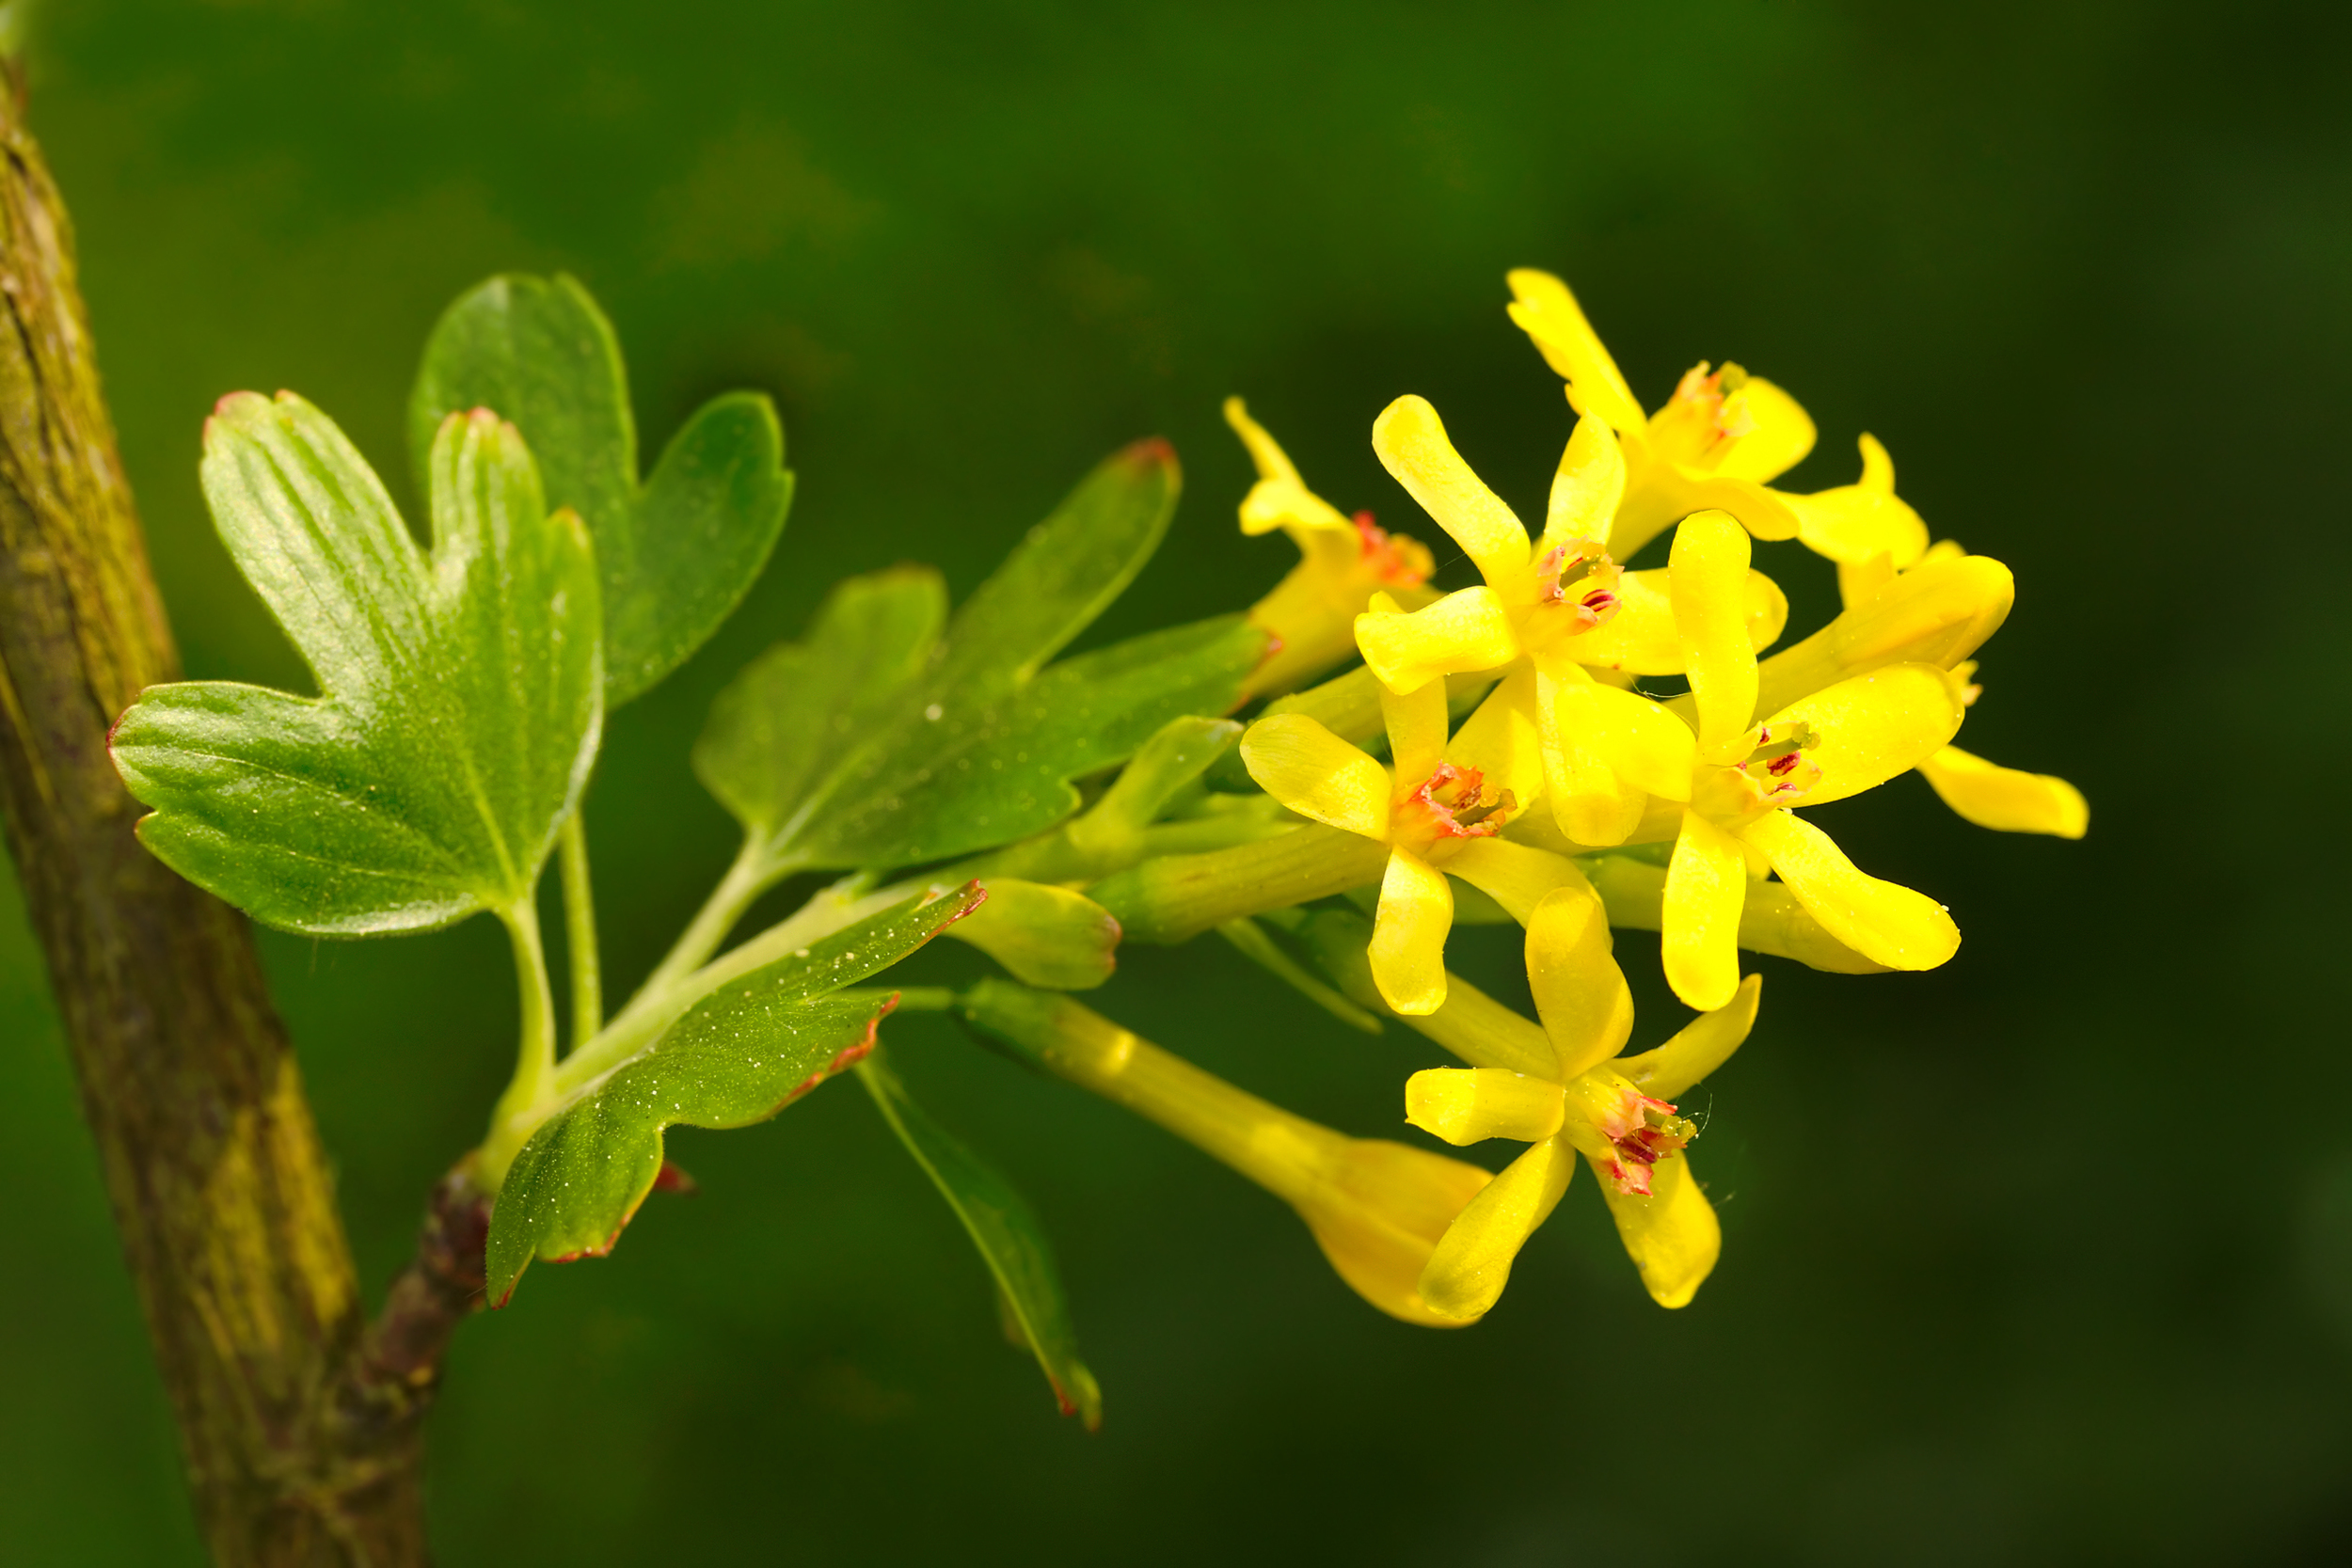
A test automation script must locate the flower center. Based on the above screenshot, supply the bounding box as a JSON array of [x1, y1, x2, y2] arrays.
[[1514, 539, 1622, 656], [1353, 510, 1430, 589], [1690, 721, 1824, 825], [1648, 360, 1758, 471], [1392, 762, 1513, 851], [1567, 1072, 1698, 1196]]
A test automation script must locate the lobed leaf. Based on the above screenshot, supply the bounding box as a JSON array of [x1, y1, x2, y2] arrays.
[[110, 394, 600, 935], [485, 882, 986, 1304], [857, 1053, 1103, 1429], [411, 273, 793, 705], [694, 441, 1269, 876]]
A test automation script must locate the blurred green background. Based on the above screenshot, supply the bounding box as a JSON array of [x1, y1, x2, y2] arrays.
[[5, 0, 2348, 1561]]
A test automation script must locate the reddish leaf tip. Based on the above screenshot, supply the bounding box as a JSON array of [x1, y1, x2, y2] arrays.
[[1116, 436, 1178, 474], [653, 1161, 699, 1196]]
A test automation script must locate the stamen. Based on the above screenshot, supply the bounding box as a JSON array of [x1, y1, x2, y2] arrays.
[[1353, 510, 1429, 588], [1400, 763, 1512, 842], [1737, 722, 1822, 805], [1533, 538, 1622, 633], [1601, 1095, 1696, 1196]]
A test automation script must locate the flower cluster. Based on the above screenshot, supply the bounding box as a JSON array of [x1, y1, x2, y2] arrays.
[[999, 269, 2087, 1325]]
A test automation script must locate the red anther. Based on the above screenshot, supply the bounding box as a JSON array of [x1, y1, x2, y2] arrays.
[[1354, 510, 1428, 587]]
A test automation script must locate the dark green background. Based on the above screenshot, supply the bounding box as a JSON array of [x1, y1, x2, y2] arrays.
[[5, 1, 2346, 1561]]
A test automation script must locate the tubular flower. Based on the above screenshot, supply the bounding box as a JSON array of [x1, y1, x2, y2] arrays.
[[1356, 395, 1787, 847], [1561, 512, 1969, 1011], [1226, 397, 1438, 697], [1240, 626, 1595, 1015], [960, 980, 1491, 1326], [1506, 270, 1947, 578], [1835, 546, 2089, 840], [1394, 898, 1762, 1317], [1504, 267, 1820, 559]]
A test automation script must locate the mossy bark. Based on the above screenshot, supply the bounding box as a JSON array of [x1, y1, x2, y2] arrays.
[[0, 76, 475, 1565]]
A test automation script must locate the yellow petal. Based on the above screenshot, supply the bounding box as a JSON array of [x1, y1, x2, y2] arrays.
[[1502, 268, 1647, 433], [1239, 713, 1391, 839], [1222, 395, 1303, 487], [1584, 852, 1889, 974], [1405, 1067, 1566, 1145], [1758, 553, 2014, 714], [1761, 663, 1965, 806], [1741, 809, 1960, 971], [1238, 476, 1357, 540], [1444, 666, 1545, 808], [1535, 413, 1626, 560], [1594, 1149, 1719, 1308], [1710, 375, 1816, 483], [1295, 1137, 1496, 1327], [1526, 884, 1635, 1078], [1550, 679, 1698, 800], [1670, 512, 1760, 762], [1784, 435, 1930, 566], [1919, 745, 2090, 838], [1442, 836, 1588, 924], [1371, 395, 1531, 585], [1662, 810, 1748, 1011], [1532, 658, 1648, 846], [1371, 847, 1454, 1014], [1379, 670, 1452, 788], [1612, 467, 1804, 560], [1417, 1134, 1576, 1322], [1573, 566, 1786, 675], [1836, 552, 1899, 610], [1356, 585, 1518, 693], [1614, 974, 1761, 1100]]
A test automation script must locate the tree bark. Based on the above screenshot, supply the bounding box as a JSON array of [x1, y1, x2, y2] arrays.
[[0, 74, 469, 1564]]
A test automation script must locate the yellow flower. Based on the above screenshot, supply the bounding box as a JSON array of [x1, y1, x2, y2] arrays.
[[1391, 895, 1761, 1316], [960, 979, 1491, 1326], [1508, 268, 1940, 575], [1561, 513, 1969, 1010], [1505, 268, 1817, 558], [1837, 547, 2089, 840], [1240, 624, 1593, 1015], [1226, 397, 1438, 697], [1355, 395, 1787, 846]]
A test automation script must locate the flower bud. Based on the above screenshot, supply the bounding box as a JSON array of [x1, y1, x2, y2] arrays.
[[961, 981, 1490, 1325]]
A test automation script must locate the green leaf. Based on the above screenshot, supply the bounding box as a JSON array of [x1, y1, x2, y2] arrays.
[[857, 1052, 1103, 1429], [410, 273, 793, 705], [109, 394, 600, 936], [693, 565, 946, 841], [693, 441, 1270, 876], [485, 882, 986, 1305]]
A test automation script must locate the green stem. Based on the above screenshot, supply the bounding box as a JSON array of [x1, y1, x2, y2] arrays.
[[482, 899, 559, 1188], [559, 813, 601, 1044], [624, 835, 778, 1017], [1088, 823, 1391, 943]]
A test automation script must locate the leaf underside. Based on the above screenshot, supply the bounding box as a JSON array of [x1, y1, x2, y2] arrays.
[[859, 1052, 1103, 1429], [109, 394, 601, 935], [411, 272, 793, 705], [486, 882, 988, 1304], [693, 440, 1269, 875]]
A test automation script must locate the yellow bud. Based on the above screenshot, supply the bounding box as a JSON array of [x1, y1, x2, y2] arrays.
[[961, 981, 1490, 1325]]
